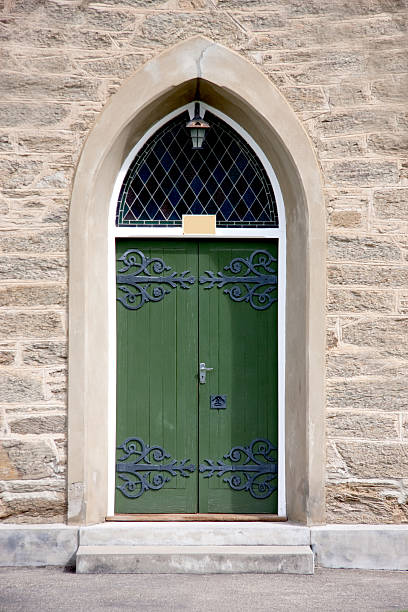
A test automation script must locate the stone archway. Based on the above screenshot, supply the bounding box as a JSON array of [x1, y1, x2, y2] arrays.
[[68, 36, 326, 526]]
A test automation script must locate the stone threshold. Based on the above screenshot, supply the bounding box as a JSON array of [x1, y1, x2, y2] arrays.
[[76, 544, 314, 574], [0, 523, 407, 571]]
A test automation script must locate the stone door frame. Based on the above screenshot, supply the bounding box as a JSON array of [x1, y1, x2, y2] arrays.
[[68, 36, 326, 525]]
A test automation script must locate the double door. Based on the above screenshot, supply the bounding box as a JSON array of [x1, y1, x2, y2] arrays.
[[115, 239, 278, 514]]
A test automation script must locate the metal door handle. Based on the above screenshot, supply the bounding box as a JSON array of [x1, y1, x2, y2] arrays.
[[199, 362, 214, 384]]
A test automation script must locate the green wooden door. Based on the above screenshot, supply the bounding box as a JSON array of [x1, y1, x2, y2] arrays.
[[115, 239, 278, 514]]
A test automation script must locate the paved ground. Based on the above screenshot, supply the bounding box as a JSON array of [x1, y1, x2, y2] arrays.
[[0, 567, 407, 612]]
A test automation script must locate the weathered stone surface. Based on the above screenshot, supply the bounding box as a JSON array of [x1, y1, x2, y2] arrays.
[[0, 159, 43, 190], [396, 111, 408, 131], [22, 342, 66, 366], [0, 73, 102, 102], [402, 414, 408, 439], [327, 411, 399, 440], [0, 229, 66, 254], [16, 133, 74, 153], [327, 288, 395, 313], [326, 331, 338, 350], [0, 134, 13, 152], [399, 292, 408, 314], [325, 81, 371, 107], [5, 51, 76, 75], [0, 438, 58, 480], [35, 170, 70, 190], [369, 50, 408, 74], [0, 372, 44, 403], [326, 483, 408, 524], [342, 318, 408, 356], [317, 109, 394, 135], [0, 348, 16, 366], [235, 12, 285, 30], [0, 103, 69, 127], [367, 133, 408, 155], [372, 74, 408, 103], [0, 285, 66, 308], [328, 235, 401, 262], [327, 352, 408, 378], [281, 86, 327, 111], [333, 441, 408, 478], [1, 25, 113, 50], [0, 313, 64, 340], [9, 414, 66, 435], [218, 0, 408, 15], [289, 54, 368, 85], [328, 264, 408, 288], [130, 13, 244, 47], [327, 378, 408, 411], [329, 210, 363, 229], [44, 368, 67, 402], [373, 189, 408, 220], [77, 53, 150, 78], [318, 136, 365, 159], [323, 160, 399, 186], [0, 256, 66, 281], [25, 3, 137, 32], [0, 490, 66, 523]]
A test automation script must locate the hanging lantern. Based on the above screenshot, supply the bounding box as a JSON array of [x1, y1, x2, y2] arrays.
[[186, 102, 210, 149]]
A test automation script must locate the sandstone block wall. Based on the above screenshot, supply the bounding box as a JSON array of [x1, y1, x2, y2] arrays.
[[0, 0, 407, 523]]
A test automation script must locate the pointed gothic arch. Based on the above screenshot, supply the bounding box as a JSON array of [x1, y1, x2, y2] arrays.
[[68, 36, 326, 525]]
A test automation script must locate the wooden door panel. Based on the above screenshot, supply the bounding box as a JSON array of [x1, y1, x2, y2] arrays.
[[115, 239, 199, 513], [198, 240, 278, 514]]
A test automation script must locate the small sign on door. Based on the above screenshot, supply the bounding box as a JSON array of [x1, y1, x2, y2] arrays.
[[210, 395, 227, 410]]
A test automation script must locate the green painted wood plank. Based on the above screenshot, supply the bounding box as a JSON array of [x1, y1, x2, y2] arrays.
[[115, 239, 198, 513], [198, 240, 278, 514]]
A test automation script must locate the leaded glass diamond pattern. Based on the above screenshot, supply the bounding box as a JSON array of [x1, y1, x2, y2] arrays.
[[116, 111, 278, 228]]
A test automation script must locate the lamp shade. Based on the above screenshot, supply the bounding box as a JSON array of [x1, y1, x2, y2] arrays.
[[186, 103, 210, 149]]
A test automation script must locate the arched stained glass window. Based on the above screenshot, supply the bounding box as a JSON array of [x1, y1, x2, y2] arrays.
[[116, 110, 279, 228]]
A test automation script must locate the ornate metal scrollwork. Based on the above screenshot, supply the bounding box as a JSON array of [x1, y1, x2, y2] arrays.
[[199, 250, 277, 311], [199, 438, 277, 499], [116, 437, 196, 499], [116, 249, 195, 310]]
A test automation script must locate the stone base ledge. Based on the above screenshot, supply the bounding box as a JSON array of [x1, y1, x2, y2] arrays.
[[0, 524, 78, 567], [311, 525, 408, 571], [1, 523, 407, 570]]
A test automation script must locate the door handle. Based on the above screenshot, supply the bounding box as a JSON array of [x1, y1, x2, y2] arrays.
[[199, 362, 214, 384]]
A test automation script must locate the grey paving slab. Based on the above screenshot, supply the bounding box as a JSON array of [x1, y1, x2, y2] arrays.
[[0, 566, 407, 612]]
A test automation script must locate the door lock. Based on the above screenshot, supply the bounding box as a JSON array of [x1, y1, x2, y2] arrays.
[[199, 362, 214, 384]]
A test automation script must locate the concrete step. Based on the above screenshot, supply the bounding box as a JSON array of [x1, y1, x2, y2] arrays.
[[80, 521, 310, 547], [76, 545, 314, 574]]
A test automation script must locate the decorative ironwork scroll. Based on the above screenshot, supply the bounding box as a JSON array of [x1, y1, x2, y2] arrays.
[[199, 250, 277, 311], [116, 249, 195, 310], [199, 438, 277, 499], [116, 437, 195, 499]]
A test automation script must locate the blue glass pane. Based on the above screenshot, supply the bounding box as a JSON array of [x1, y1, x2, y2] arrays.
[[191, 200, 203, 214], [139, 163, 151, 183], [243, 188, 256, 206], [168, 187, 181, 206], [160, 151, 173, 171], [220, 199, 233, 220], [213, 165, 226, 183], [191, 176, 203, 195]]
